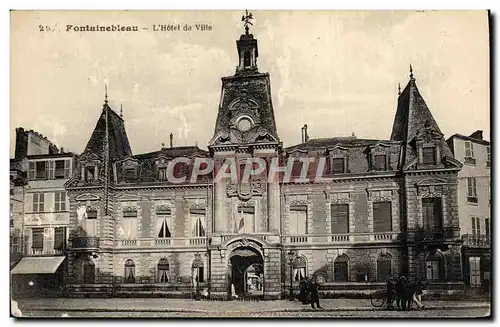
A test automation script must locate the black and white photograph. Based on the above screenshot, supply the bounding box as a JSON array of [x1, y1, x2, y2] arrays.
[[8, 9, 491, 318]]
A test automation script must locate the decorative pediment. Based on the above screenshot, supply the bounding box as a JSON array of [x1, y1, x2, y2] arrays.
[[367, 189, 395, 202], [155, 204, 172, 213], [190, 203, 207, 210], [64, 177, 80, 188], [416, 178, 451, 196], [328, 144, 349, 154], [416, 177, 449, 187], [79, 151, 100, 162], [255, 128, 278, 142], [122, 206, 137, 212], [327, 192, 351, 204], [120, 157, 140, 168], [369, 141, 392, 150], [75, 193, 101, 201], [286, 148, 308, 156]]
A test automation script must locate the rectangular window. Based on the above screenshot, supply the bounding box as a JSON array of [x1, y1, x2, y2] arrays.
[[191, 209, 207, 237], [469, 256, 481, 287], [331, 158, 345, 174], [331, 204, 349, 234], [465, 141, 475, 158], [334, 261, 348, 282], [374, 155, 387, 171], [466, 177, 478, 203], [85, 166, 96, 182], [422, 147, 436, 165], [471, 217, 480, 238], [157, 262, 170, 283], [54, 192, 67, 211], [123, 209, 138, 240], [291, 159, 302, 178], [156, 209, 172, 238], [35, 161, 47, 179], [54, 160, 66, 179], [289, 206, 307, 235], [426, 260, 440, 281], [235, 206, 254, 234], [54, 227, 66, 250], [32, 228, 44, 250], [373, 201, 392, 233], [85, 209, 98, 237], [485, 218, 490, 236], [196, 267, 204, 283], [32, 193, 45, 212], [486, 146, 491, 167], [11, 236, 19, 254], [422, 198, 443, 230], [158, 168, 168, 181]]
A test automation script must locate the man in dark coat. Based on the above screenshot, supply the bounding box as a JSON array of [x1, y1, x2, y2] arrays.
[[402, 279, 415, 311], [386, 277, 395, 309], [298, 277, 308, 304], [395, 275, 407, 309], [308, 277, 322, 309]]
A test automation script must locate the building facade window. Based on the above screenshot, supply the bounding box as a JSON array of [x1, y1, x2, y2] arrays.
[[466, 177, 478, 203], [292, 256, 307, 281], [83, 260, 95, 284], [331, 204, 349, 234], [85, 208, 98, 237], [373, 201, 392, 233], [469, 256, 481, 287], [124, 259, 136, 284], [190, 208, 206, 237], [374, 155, 387, 171], [36, 161, 47, 179], [289, 205, 308, 235], [192, 257, 204, 283], [376, 254, 392, 282], [156, 208, 172, 238], [157, 258, 170, 283], [471, 216, 481, 239], [85, 166, 96, 183], [32, 193, 45, 212], [464, 141, 476, 165], [334, 255, 349, 282], [486, 146, 491, 167], [158, 167, 168, 181], [54, 192, 67, 211], [422, 198, 443, 230], [124, 168, 137, 182], [425, 253, 444, 281], [54, 227, 66, 250], [31, 228, 44, 252], [123, 209, 138, 239], [422, 147, 436, 165], [330, 158, 345, 174]]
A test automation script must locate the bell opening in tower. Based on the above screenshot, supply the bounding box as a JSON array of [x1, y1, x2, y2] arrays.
[[244, 51, 251, 69]]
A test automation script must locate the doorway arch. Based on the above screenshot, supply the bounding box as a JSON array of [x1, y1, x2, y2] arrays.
[[228, 246, 264, 298]]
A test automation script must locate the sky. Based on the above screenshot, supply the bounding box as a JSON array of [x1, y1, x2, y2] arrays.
[[10, 10, 490, 156]]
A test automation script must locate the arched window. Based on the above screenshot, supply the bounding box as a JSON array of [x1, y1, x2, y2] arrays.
[[192, 257, 204, 283], [376, 254, 392, 282], [292, 256, 307, 281], [334, 255, 349, 282], [157, 258, 170, 283], [243, 51, 251, 68], [124, 259, 135, 284], [425, 252, 444, 281], [82, 259, 95, 284]]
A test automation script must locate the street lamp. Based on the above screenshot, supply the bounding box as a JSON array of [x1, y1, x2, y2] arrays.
[[287, 250, 296, 301]]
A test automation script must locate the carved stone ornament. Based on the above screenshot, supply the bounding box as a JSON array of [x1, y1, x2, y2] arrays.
[[227, 179, 265, 200]]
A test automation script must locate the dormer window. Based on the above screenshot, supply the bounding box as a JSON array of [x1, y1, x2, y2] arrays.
[[331, 158, 345, 174], [85, 166, 96, 182], [422, 147, 436, 165], [374, 155, 387, 171], [158, 167, 168, 181]]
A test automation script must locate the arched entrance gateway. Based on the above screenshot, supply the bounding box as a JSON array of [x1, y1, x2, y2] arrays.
[[225, 238, 266, 299]]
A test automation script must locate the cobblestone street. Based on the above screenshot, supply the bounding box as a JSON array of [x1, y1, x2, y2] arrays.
[[14, 298, 490, 318]]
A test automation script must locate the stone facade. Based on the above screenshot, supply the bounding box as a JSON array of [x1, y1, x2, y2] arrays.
[[59, 26, 465, 299]]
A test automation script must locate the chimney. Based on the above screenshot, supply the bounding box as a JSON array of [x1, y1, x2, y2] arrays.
[[469, 130, 483, 141], [169, 133, 173, 148], [60, 147, 64, 153], [301, 126, 305, 143], [304, 124, 309, 142]]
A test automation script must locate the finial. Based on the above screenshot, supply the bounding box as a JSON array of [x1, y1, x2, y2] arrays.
[[398, 82, 401, 95], [241, 10, 254, 35], [409, 64, 414, 80], [161, 142, 165, 148], [120, 104, 123, 118], [104, 84, 108, 105]]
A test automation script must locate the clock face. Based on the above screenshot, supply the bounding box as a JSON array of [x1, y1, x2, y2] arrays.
[[237, 117, 252, 132]]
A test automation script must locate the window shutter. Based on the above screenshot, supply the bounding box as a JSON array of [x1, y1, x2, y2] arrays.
[[54, 227, 66, 250], [28, 162, 36, 180], [31, 193, 37, 212], [44, 161, 50, 180], [32, 228, 44, 249], [64, 160, 70, 178], [331, 204, 349, 234], [373, 202, 392, 233], [39, 193, 45, 212], [48, 161, 55, 179], [471, 217, 476, 235]]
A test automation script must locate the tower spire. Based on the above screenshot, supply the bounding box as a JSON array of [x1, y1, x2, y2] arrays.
[[398, 82, 401, 96], [120, 103, 123, 118], [104, 84, 108, 105], [409, 64, 414, 80]]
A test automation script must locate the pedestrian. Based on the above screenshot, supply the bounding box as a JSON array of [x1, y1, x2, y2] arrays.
[[395, 275, 407, 309], [386, 276, 395, 309], [308, 277, 322, 309], [412, 279, 426, 310], [401, 279, 414, 311], [298, 277, 307, 304]]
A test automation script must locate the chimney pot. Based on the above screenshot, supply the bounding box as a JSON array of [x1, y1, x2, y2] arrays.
[[169, 133, 173, 148]]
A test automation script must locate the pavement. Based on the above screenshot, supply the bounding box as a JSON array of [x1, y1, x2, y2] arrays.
[[15, 298, 491, 314]]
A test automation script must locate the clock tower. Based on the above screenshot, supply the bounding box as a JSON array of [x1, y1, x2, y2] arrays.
[[208, 12, 283, 300]]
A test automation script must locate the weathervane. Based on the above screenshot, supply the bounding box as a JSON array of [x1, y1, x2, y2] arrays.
[[241, 10, 254, 35]]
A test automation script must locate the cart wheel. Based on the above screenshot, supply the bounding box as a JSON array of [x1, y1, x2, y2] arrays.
[[370, 296, 385, 307]]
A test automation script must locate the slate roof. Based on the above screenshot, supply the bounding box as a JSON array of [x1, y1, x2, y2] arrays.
[[82, 104, 132, 161], [284, 137, 399, 152], [133, 146, 208, 160]]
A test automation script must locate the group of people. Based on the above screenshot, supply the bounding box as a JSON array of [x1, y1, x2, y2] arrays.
[[386, 275, 426, 311], [298, 277, 322, 309]]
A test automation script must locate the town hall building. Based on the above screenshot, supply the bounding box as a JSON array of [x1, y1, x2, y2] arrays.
[[63, 18, 464, 299]]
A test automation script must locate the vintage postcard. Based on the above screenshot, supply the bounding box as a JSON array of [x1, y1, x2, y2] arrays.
[[10, 10, 491, 318]]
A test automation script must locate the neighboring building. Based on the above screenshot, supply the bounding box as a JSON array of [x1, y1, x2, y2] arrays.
[[10, 159, 27, 268], [447, 131, 491, 294], [63, 23, 465, 299], [10, 128, 77, 298]]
